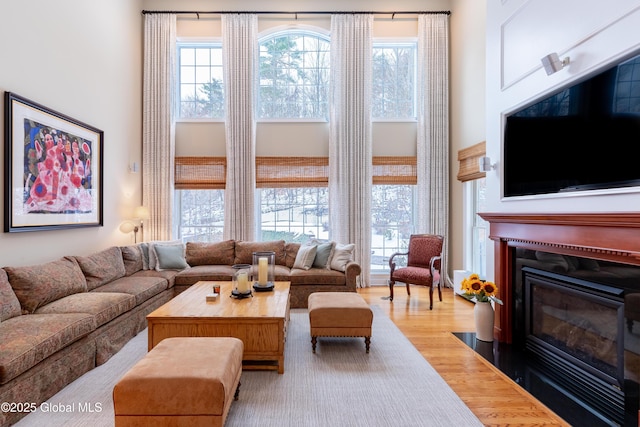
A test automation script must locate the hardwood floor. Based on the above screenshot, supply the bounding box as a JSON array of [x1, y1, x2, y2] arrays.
[[357, 285, 570, 427]]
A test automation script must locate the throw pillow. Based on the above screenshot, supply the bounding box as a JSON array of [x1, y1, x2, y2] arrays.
[[330, 243, 355, 272], [147, 240, 183, 270], [0, 269, 22, 321], [293, 244, 317, 270], [153, 244, 190, 271], [5, 257, 87, 314], [138, 243, 150, 270], [120, 245, 144, 276], [312, 241, 336, 269], [284, 242, 301, 268], [74, 247, 126, 290]]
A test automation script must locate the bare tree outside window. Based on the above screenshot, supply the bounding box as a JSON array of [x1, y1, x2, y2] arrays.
[[372, 44, 416, 119], [370, 185, 416, 271]]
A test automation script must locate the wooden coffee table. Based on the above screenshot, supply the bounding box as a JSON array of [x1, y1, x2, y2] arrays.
[[147, 281, 290, 374]]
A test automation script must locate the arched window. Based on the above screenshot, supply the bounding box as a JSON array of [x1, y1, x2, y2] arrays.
[[258, 30, 330, 119]]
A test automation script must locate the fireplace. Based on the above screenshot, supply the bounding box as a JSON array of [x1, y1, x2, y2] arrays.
[[479, 212, 640, 425], [522, 264, 630, 422]]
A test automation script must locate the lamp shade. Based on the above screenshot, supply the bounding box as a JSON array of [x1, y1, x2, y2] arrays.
[[119, 221, 136, 233], [133, 206, 150, 220]]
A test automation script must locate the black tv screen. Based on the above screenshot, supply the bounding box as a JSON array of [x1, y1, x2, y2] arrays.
[[504, 51, 640, 198]]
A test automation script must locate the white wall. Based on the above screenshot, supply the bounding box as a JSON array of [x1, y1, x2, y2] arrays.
[[486, 0, 640, 213], [0, 0, 143, 266], [484, 0, 640, 278], [449, 0, 487, 276]]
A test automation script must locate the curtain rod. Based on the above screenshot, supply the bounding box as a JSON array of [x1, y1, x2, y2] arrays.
[[141, 10, 450, 17]]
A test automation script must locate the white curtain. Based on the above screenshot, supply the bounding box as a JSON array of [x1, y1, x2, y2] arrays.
[[222, 14, 258, 241], [329, 14, 373, 288], [142, 13, 176, 241], [417, 14, 451, 285]]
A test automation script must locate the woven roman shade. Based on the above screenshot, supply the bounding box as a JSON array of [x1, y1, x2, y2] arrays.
[[373, 156, 417, 185], [175, 156, 226, 189], [176, 156, 418, 189], [457, 141, 486, 182], [256, 157, 329, 188]]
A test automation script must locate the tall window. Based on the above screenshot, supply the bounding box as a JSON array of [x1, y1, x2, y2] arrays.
[[175, 190, 225, 242], [471, 178, 487, 277], [174, 157, 226, 242], [370, 157, 417, 273], [255, 157, 329, 243], [258, 188, 329, 243], [371, 185, 416, 272], [258, 30, 330, 119], [177, 42, 224, 119], [372, 43, 417, 119]]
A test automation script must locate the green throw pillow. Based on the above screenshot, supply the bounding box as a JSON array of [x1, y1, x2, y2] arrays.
[[312, 241, 335, 269], [153, 244, 189, 271]]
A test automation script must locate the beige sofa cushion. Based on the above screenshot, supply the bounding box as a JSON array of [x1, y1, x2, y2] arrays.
[[74, 247, 126, 290], [5, 257, 87, 314], [186, 240, 235, 266], [234, 240, 286, 266], [35, 292, 136, 328], [0, 269, 21, 321], [92, 275, 168, 306]]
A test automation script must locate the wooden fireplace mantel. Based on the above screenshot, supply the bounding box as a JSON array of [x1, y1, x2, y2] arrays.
[[478, 212, 640, 343]]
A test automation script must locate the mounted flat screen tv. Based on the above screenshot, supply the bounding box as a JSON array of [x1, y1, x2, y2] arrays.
[[504, 51, 640, 198]]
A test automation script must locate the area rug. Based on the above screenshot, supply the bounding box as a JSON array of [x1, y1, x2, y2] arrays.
[[15, 306, 482, 427]]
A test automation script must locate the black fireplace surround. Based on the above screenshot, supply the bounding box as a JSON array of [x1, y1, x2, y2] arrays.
[[513, 249, 640, 426]]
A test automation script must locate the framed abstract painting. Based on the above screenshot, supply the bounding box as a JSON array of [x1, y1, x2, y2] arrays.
[[4, 92, 103, 232]]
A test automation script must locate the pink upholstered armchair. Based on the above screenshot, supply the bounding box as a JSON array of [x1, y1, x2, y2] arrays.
[[388, 234, 444, 310]]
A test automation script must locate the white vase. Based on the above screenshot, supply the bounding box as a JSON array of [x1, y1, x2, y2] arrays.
[[474, 301, 494, 342]]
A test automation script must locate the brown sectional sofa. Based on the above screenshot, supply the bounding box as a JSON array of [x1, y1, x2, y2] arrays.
[[176, 240, 361, 308], [0, 239, 359, 426]]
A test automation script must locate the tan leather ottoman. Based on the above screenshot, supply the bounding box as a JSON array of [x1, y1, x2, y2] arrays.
[[113, 337, 243, 427], [308, 292, 373, 353]]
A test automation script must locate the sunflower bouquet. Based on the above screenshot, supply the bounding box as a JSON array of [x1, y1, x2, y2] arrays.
[[460, 273, 503, 305]]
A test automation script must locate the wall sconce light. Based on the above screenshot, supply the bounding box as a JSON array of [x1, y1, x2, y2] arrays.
[[479, 156, 496, 172], [133, 206, 150, 242], [119, 221, 139, 243], [541, 52, 570, 75]]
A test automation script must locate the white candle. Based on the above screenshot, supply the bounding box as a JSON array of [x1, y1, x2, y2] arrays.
[[237, 272, 249, 293], [258, 257, 268, 285]]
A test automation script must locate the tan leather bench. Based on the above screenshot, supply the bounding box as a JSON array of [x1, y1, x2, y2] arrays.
[[113, 337, 243, 427], [308, 292, 373, 353]]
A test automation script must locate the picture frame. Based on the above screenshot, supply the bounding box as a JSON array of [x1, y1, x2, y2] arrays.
[[4, 92, 103, 232]]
